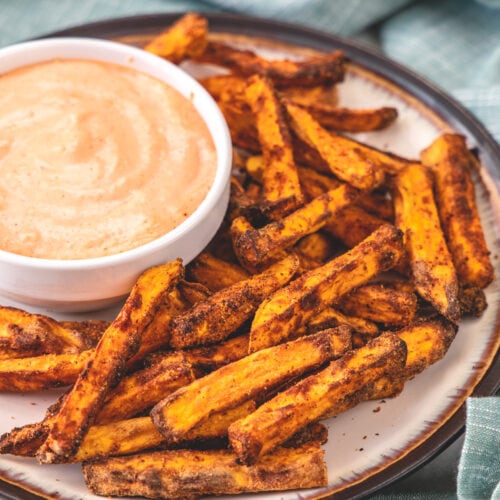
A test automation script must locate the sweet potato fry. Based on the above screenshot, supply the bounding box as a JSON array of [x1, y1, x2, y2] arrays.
[[392, 163, 460, 322], [421, 133, 494, 289], [295, 231, 336, 264], [187, 251, 250, 292], [285, 101, 385, 190], [245, 74, 304, 219], [292, 101, 398, 132], [75, 401, 256, 463], [228, 332, 407, 464], [324, 204, 386, 248], [127, 286, 190, 365], [83, 440, 327, 498], [338, 282, 418, 326], [231, 184, 359, 269], [306, 307, 379, 336], [169, 254, 299, 349], [59, 320, 110, 347], [0, 306, 90, 360], [249, 224, 404, 352], [195, 40, 345, 88], [0, 349, 93, 392], [37, 259, 184, 463], [144, 12, 207, 63], [95, 351, 195, 425], [151, 328, 351, 442], [396, 317, 457, 380], [281, 84, 339, 106], [183, 333, 251, 374]]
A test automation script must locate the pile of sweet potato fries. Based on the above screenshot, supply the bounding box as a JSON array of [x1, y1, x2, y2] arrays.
[[0, 12, 494, 499]]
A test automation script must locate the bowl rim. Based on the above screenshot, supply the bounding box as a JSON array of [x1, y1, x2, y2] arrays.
[[0, 36, 232, 270]]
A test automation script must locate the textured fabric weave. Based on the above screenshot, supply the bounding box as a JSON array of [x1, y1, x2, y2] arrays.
[[458, 398, 500, 500]]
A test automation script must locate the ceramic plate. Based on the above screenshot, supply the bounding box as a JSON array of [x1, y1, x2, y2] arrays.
[[0, 13, 499, 500]]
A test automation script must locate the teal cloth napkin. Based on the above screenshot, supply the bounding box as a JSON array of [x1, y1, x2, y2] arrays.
[[458, 397, 500, 500], [0, 0, 499, 497]]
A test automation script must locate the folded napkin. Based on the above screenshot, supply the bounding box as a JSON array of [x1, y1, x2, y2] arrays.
[[458, 397, 500, 500]]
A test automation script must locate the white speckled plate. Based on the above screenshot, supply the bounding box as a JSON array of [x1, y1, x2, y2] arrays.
[[0, 13, 499, 500]]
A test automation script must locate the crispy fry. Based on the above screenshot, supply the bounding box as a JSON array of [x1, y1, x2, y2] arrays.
[[74, 401, 256, 463], [306, 307, 379, 336], [392, 163, 460, 322], [187, 251, 250, 292], [325, 204, 386, 248], [458, 285, 488, 317], [151, 328, 351, 442], [245, 74, 304, 219], [128, 286, 190, 365], [285, 101, 385, 190], [421, 133, 494, 289], [231, 185, 359, 269], [59, 320, 110, 347], [338, 282, 418, 326], [83, 440, 327, 498], [281, 84, 339, 106], [249, 224, 404, 352], [37, 260, 184, 463], [245, 154, 342, 200], [295, 232, 336, 264], [195, 40, 345, 88], [292, 101, 398, 132], [0, 306, 90, 360], [356, 191, 394, 221], [183, 333, 251, 374], [96, 351, 195, 425], [0, 349, 93, 392], [396, 317, 457, 380], [144, 12, 207, 63], [169, 254, 299, 349], [229, 332, 406, 464]]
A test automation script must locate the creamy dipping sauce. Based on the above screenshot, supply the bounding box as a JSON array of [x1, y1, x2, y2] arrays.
[[0, 59, 216, 259]]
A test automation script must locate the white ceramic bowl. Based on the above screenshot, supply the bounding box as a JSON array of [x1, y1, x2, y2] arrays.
[[0, 37, 232, 312]]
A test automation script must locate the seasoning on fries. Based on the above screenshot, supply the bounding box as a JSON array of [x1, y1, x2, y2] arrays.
[[0, 12, 495, 500]]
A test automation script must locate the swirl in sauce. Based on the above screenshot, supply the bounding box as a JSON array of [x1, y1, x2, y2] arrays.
[[0, 59, 216, 259]]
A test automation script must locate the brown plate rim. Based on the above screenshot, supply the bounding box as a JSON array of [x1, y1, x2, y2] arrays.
[[1, 11, 499, 500]]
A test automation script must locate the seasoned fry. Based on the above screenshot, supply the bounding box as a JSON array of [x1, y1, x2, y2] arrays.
[[187, 251, 249, 292], [0, 306, 90, 360], [96, 351, 195, 425], [75, 401, 256, 463], [59, 320, 109, 347], [144, 12, 207, 63], [183, 333, 251, 374], [292, 101, 398, 132], [245, 74, 304, 219], [128, 286, 190, 364], [392, 163, 460, 322], [83, 441, 327, 498], [169, 254, 299, 349], [37, 260, 184, 463], [458, 285, 488, 317], [338, 282, 418, 326], [249, 224, 404, 352], [151, 328, 351, 442], [421, 133, 494, 289], [396, 317, 457, 380], [295, 231, 336, 264], [306, 307, 379, 336], [281, 84, 339, 106], [229, 332, 407, 464], [195, 40, 345, 88], [325, 204, 386, 248], [231, 184, 359, 269], [0, 349, 93, 392], [285, 101, 385, 190]]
